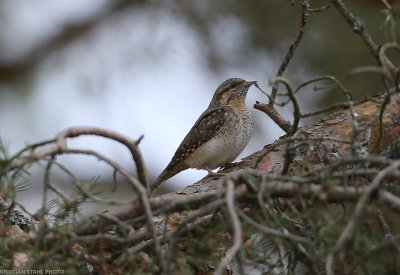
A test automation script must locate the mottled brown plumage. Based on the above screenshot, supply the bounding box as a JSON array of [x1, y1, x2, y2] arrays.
[[153, 78, 255, 190]]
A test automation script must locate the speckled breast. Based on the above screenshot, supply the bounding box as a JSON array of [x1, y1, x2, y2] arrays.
[[185, 107, 253, 169]]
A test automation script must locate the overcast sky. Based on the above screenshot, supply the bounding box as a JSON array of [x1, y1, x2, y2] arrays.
[[0, 1, 321, 212]]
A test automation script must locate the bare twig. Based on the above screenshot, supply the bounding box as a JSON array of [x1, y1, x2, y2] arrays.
[[255, 1, 328, 133], [377, 209, 393, 240], [35, 157, 54, 250], [238, 208, 310, 244], [270, 77, 301, 136], [215, 180, 242, 275], [58, 149, 164, 270], [55, 127, 150, 192], [254, 101, 292, 133], [326, 160, 400, 275], [270, 0, 329, 103], [1, 88, 399, 273], [53, 160, 136, 206], [330, 0, 396, 72], [379, 191, 400, 214], [5, 126, 163, 270], [347, 234, 400, 273]]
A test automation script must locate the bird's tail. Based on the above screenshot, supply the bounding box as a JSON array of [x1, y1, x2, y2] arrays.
[[152, 162, 187, 192]]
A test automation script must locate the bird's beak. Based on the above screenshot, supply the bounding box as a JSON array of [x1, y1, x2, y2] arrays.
[[244, 80, 257, 87]]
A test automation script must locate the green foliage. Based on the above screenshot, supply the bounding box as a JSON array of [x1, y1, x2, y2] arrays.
[[0, 1, 400, 273], [381, 1, 400, 43]]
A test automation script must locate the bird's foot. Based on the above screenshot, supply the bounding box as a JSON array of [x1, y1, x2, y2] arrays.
[[204, 167, 225, 179]]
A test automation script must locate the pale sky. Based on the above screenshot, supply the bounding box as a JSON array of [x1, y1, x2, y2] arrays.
[[0, 1, 316, 211]]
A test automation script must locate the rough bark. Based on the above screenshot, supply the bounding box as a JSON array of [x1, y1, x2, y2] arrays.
[[170, 93, 400, 195], [72, 93, 400, 237]]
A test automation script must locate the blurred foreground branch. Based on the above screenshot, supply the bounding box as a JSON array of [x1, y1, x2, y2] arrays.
[[1, 91, 400, 273], [1, 1, 400, 273]]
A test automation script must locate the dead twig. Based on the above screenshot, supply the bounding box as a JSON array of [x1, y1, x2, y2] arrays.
[[215, 180, 242, 275], [330, 0, 396, 72], [255, 0, 328, 133], [326, 160, 400, 275]]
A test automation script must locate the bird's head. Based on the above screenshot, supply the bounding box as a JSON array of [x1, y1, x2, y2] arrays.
[[210, 78, 256, 107]]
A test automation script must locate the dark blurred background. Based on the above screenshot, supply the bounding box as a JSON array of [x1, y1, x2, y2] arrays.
[[0, 0, 394, 212]]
